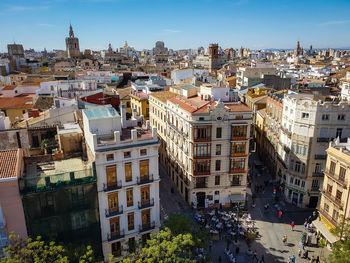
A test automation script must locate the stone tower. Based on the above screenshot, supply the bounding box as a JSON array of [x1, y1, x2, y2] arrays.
[[209, 43, 219, 74], [65, 24, 80, 59]]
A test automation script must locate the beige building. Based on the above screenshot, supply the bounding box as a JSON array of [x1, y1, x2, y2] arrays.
[[165, 86, 252, 207], [149, 91, 176, 167], [315, 138, 350, 246]]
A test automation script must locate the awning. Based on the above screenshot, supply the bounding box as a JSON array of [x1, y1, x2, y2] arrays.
[[229, 194, 245, 202], [313, 219, 339, 244]]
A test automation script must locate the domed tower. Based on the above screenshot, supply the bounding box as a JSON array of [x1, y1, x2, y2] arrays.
[[65, 24, 81, 58]]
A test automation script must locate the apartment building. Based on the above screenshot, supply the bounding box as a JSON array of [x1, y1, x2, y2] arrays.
[[259, 92, 285, 177], [130, 91, 149, 120], [314, 138, 350, 246], [165, 86, 252, 208], [278, 93, 350, 208], [236, 65, 275, 91], [149, 91, 176, 167], [82, 106, 160, 261]]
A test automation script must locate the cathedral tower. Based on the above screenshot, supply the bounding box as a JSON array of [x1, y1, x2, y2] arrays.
[[65, 24, 81, 58]]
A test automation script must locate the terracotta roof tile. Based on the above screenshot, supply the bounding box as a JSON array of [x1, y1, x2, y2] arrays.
[[0, 97, 34, 109], [0, 150, 18, 179]]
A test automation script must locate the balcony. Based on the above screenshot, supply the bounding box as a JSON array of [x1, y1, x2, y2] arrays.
[[138, 198, 154, 209], [318, 208, 338, 227], [324, 170, 348, 188], [231, 180, 242, 186], [139, 221, 155, 233], [193, 170, 211, 176], [193, 154, 211, 159], [322, 191, 344, 209], [229, 168, 246, 174], [194, 182, 207, 189], [105, 205, 123, 218], [103, 180, 122, 192], [230, 152, 247, 157], [107, 230, 125, 242], [315, 154, 327, 160], [231, 136, 248, 141], [312, 172, 324, 178], [137, 174, 154, 185], [310, 187, 320, 192], [193, 137, 211, 142], [317, 137, 330, 143]]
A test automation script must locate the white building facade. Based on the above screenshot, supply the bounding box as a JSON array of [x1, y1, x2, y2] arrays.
[[82, 106, 160, 261]]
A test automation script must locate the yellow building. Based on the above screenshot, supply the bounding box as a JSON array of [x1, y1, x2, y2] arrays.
[[0, 96, 34, 123], [130, 91, 149, 120], [314, 138, 350, 246]]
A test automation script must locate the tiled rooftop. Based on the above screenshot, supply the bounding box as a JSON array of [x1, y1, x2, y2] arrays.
[[0, 150, 18, 179], [0, 97, 33, 109]]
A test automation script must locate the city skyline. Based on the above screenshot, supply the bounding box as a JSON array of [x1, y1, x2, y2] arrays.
[[1, 0, 350, 52]]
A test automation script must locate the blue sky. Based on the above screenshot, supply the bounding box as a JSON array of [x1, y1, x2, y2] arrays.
[[1, 0, 350, 52]]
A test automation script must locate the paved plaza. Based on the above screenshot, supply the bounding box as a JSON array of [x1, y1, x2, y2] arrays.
[[158, 155, 331, 263]]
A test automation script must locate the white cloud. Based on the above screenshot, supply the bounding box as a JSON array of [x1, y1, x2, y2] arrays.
[[9, 5, 34, 11]]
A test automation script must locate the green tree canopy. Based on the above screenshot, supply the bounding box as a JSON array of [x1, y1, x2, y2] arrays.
[[1, 234, 94, 263], [328, 217, 350, 263]]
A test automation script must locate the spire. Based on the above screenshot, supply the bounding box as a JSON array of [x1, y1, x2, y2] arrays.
[[69, 24, 74, 38], [297, 41, 300, 49]]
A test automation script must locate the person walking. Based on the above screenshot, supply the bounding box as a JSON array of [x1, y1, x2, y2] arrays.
[[283, 235, 287, 245], [291, 221, 295, 231], [298, 249, 302, 257], [278, 210, 282, 219], [260, 255, 265, 263], [235, 246, 239, 255]]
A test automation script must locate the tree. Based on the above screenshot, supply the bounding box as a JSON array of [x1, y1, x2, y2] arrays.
[[1, 234, 95, 263], [109, 228, 199, 263], [328, 217, 350, 263], [164, 214, 209, 248], [1, 234, 68, 263]]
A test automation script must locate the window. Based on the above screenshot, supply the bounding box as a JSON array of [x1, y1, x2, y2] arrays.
[[125, 163, 132, 182], [231, 142, 246, 154], [294, 178, 300, 186], [0, 229, 8, 250], [215, 175, 220, 185], [324, 203, 329, 213], [338, 114, 345, 121], [40, 194, 54, 216], [302, 113, 309, 119], [71, 187, 84, 203], [124, 151, 131, 158], [140, 149, 147, 156], [290, 177, 294, 184], [106, 154, 114, 161], [140, 186, 150, 205], [139, 160, 149, 180], [231, 126, 247, 138], [315, 163, 322, 173], [336, 128, 343, 138], [110, 217, 120, 236], [216, 144, 221, 155], [322, 114, 329, 120], [336, 190, 342, 201], [327, 184, 333, 194], [312, 180, 319, 188], [128, 213, 134, 231], [295, 161, 301, 173], [329, 161, 336, 175], [194, 160, 211, 173], [214, 191, 220, 195], [289, 159, 294, 170], [332, 209, 339, 221], [126, 189, 133, 207], [215, 160, 221, 171], [339, 167, 346, 182], [126, 101, 130, 108], [111, 242, 121, 257], [216, 127, 222, 138], [106, 166, 117, 188], [108, 193, 119, 213], [141, 209, 151, 228], [230, 158, 245, 171], [194, 143, 211, 157], [301, 181, 305, 188], [194, 126, 211, 140], [71, 212, 88, 230]]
